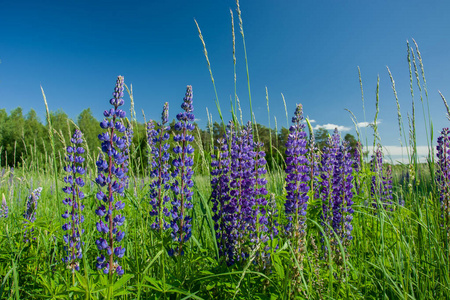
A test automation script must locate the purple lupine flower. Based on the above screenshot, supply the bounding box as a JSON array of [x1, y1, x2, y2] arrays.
[[318, 129, 354, 259], [251, 138, 272, 267], [210, 119, 272, 266], [170, 86, 195, 256], [229, 122, 257, 262], [228, 122, 266, 263], [148, 102, 172, 233], [211, 136, 232, 262], [370, 145, 393, 211], [62, 129, 86, 272], [0, 194, 8, 218], [284, 104, 310, 251], [95, 76, 127, 276], [23, 187, 43, 242], [352, 141, 362, 174], [437, 128, 450, 238]]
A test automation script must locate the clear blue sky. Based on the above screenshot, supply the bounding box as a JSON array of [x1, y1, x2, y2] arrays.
[[1, 0, 450, 162]]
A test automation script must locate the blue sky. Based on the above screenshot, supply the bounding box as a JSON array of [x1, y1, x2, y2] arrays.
[[1, 0, 450, 162]]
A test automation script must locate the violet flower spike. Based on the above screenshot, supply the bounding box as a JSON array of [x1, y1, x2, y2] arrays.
[[224, 121, 261, 263], [169, 86, 195, 256], [370, 145, 392, 211], [284, 104, 310, 252], [95, 75, 127, 276], [148, 102, 172, 233], [0, 194, 8, 219], [62, 129, 86, 272], [23, 187, 43, 242], [318, 129, 354, 261], [437, 128, 450, 239], [210, 135, 233, 263]]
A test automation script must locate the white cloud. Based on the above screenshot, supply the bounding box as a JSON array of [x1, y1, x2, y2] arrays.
[[308, 119, 316, 123], [313, 123, 351, 132], [357, 120, 381, 128], [365, 145, 430, 164], [382, 145, 429, 156]]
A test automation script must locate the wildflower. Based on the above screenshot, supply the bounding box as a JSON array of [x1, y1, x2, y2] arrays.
[[61, 129, 86, 272], [370, 145, 393, 211], [23, 187, 43, 242], [148, 102, 172, 233], [211, 135, 232, 261], [0, 193, 8, 218], [283, 104, 311, 288], [437, 128, 450, 238], [318, 129, 354, 261], [95, 76, 127, 276], [229, 122, 257, 262], [230, 122, 269, 264], [257, 193, 279, 269], [284, 104, 310, 245], [170, 86, 195, 256]]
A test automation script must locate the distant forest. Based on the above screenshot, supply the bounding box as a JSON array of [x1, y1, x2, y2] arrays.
[[0, 107, 358, 173]]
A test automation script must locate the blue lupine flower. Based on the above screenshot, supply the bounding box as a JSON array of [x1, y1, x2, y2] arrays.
[[169, 86, 195, 256], [62, 129, 86, 272], [318, 129, 354, 259], [0, 194, 8, 219], [23, 187, 43, 242], [437, 128, 450, 236], [284, 104, 310, 249], [210, 120, 270, 266], [211, 135, 233, 263], [95, 76, 127, 276], [148, 102, 172, 233], [370, 145, 393, 211]]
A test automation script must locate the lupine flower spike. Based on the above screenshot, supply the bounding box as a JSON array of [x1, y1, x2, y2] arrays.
[[370, 145, 393, 211], [0, 193, 8, 218], [148, 102, 172, 233], [437, 128, 450, 241], [211, 135, 232, 263], [23, 187, 43, 242], [169, 86, 195, 256], [318, 129, 354, 265], [284, 104, 310, 251], [228, 122, 255, 262], [283, 104, 310, 288], [61, 129, 86, 272], [95, 76, 127, 276]]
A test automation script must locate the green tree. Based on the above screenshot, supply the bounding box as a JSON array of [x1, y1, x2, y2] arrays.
[[2, 108, 25, 166], [344, 133, 358, 156], [46, 109, 75, 165], [315, 128, 330, 150], [77, 108, 101, 154], [24, 109, 45, 161]]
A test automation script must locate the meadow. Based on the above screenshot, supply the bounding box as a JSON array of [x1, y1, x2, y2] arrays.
[[1, 4, 450, 300]]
